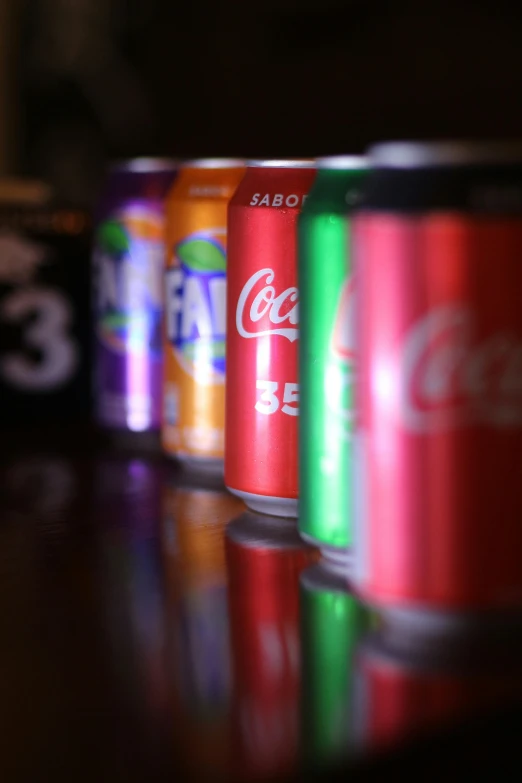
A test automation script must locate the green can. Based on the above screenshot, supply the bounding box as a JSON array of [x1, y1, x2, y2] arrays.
[[298, 156, 368, 559], [300, 561, 370, 766]]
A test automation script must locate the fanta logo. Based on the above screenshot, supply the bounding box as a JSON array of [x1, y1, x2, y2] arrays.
[[95, 209, 164, 355], [165, 269, 226, 340], [331, 278, 355, 361], [399, 305, 522, 431], [236, 268, 299, 342], [96, 220, 163, 311], [165, 231, 227, 378], [249, 193, 307, 208]]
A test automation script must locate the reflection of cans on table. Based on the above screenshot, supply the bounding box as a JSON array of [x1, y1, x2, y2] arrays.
[[163, 159, 245, 475], [225, 160, 316, 518], [92, 158, 177, 448], [300, 560, 371, 766], [226, 511, 318, 778], [354, 141, 522, 628], [161, 478, 244, 773], [353, 627, 522, 751], [0, 180, 91, 424], [162, 475, 244, 593], [94, 456, 168, 718], [298, 156, 368, 564]]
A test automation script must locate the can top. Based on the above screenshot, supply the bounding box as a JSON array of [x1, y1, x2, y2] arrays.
[[110, 157, 178, 173], [181, 158, 245, 169], [316, 155, 368, 170], [369, 140, 522, 168], [248, 159, 316, 169]]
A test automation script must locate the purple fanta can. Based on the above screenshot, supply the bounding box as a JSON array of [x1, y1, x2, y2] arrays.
[[93, 159, 177, 443]]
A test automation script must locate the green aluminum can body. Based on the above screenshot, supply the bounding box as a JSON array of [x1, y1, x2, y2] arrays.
[[298, 157, 368, 558], [300, 561, 370, 765]]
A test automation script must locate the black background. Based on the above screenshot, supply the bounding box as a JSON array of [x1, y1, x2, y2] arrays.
[[17, 0, 522, 206]]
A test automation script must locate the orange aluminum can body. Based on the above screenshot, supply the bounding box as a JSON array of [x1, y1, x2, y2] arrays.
[[163, 159, 245, 470]]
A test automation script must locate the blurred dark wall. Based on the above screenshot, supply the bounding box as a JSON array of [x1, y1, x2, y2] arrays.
[[0, 0, 17, 175], [11, 0, 522, 204]]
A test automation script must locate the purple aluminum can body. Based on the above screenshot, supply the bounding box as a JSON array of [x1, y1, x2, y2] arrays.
[[93, 159, 177, 435]]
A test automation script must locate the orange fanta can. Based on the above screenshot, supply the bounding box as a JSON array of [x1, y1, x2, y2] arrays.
[[163, 159, 245, 472]]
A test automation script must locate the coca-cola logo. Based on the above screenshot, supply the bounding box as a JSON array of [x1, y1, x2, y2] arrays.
[[236, 268, 299, 341], [400, 305, 522, 430]]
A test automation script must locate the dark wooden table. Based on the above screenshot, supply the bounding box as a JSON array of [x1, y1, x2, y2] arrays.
[[1, 426, 522, 781]]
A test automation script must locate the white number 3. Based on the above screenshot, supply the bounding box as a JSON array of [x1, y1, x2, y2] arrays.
[[255, 380, 279, 414], [255, 380, 299, 416], [1, 287, 79, 390]]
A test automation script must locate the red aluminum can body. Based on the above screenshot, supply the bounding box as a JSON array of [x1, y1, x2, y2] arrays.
[[354, 141, 522, 621], [225, 161, 316, 517], [225, 511, 318, 778]]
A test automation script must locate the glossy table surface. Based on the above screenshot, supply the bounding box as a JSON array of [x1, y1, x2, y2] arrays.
[[2, 426, 522, 782]]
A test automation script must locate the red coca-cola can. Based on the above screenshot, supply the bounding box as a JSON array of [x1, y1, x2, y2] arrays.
[[354, 141, 522, 626], [225, 160, 316, 517], [226, 511, 318, 778]]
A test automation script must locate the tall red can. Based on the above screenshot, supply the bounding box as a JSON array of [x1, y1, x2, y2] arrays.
[[225, 160, 316, 517], [226, 512, 318, 778], [354, 141, 522, 626]]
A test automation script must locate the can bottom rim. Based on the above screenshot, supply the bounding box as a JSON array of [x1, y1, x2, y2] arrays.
[[226, 487, 298, 518], [299, 532, 354, 573]]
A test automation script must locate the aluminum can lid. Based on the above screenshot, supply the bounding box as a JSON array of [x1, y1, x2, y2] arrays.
[[369, 140, 522, 168], [181, 158, 245, 169], [247, 159, 316, 168], [316, 155, 368, 170], [110, 157, 178, 173]]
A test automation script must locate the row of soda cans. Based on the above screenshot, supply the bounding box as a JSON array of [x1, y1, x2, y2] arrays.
[[93, 141, 522, 629]]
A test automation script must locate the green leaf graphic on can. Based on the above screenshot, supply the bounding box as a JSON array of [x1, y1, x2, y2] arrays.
[[101, 312, 129, 329], [176, 237, 226, 272], [98, 219, 130, 254]]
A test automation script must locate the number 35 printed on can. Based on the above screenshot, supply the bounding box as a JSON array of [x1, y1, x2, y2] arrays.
[[255, 380, 299, 416]]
